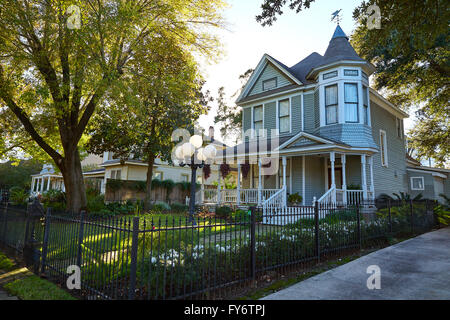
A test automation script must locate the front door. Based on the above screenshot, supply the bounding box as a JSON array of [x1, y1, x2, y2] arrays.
[[328, 168, 343, 189]]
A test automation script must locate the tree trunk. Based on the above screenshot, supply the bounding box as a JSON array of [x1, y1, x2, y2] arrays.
[[144, 154, 156, 212], [61, 149, 87, 213]]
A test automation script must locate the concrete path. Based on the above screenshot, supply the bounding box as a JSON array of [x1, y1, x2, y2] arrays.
[[262, 228, 450, 300], [0, 289, 18, 300]]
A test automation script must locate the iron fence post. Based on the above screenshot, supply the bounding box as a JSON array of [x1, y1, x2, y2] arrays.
[[314, 201, 320, 262], [388, 199, 392, 233], [356, 203, 361, 250], [410, 199, 414, 234], [2, 202, 8, 243], [76, 211, 86, 268], [250, 206, 256, 280], [40, 208, 51, 275], [129, 216, 140, 300]]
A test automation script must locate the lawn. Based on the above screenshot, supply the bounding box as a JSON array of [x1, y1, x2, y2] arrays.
[[0, 250, 76, 300]]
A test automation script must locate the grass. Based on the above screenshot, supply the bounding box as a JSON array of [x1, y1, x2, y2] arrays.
[[3, 275, 76, 300], [0, 249, 76, 300]]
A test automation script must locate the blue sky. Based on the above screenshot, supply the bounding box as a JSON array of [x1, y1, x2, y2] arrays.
[[198, 0, 414, 143]]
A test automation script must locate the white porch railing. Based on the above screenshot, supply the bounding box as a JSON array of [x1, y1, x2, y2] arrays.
[[345, 190, 364, 205], [262, 186, 286, 213], [200, 188, 281, 205], [317, 186, 335, 205]]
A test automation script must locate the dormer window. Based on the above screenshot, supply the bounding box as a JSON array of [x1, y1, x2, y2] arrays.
[[344, 83, 359, 123], [325, 84, 338, 124], [262, 77, 277, 91]]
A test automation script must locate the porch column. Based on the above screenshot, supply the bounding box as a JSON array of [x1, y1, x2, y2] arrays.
[[30, 178, 35, 195], [361, 155, 368, 201], [40, 177, 44, 192], [217, 166, 221, 205], [46, 176, 51, 191], [258, 158, 262, 206], [282, 156, 287, 206], [237, 160, 241, 205], [330, 152, 336, 202], [342, 154, 347, 205], [369, 156, 375, 200]]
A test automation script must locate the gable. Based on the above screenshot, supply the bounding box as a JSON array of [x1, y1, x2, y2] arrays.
[[288, 137, 321, 148], [248, 62, 295, 97], [279, 132, 335, 151]]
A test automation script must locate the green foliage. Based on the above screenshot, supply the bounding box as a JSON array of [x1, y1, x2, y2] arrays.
[[392, 192, 423, 202], [232, 209, 250, 222], [171, 203, 188, 213], [215, 206, 232, 219], [86, 194, 106, 213], [434, 205, 450, 226], [0, 251, 15, 271], [41, 190, 66, 211], [288, 193, 303, 204], [0, 160, 42, 189], [351, 0, 450, 165], [106, 179, 124, 192], [9, 186, 28, 205], [129, 181, 147, 192], [151, 201, 172, 213], [347, 184, 361, 191]]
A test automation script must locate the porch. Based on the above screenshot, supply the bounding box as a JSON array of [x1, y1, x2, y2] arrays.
[[198, 152, 376, 208]]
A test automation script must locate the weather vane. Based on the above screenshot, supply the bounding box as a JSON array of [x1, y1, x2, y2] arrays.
[[331, 9, 342, 25]]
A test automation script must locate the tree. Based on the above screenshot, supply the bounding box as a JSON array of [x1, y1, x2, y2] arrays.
[[0, 159, 42, 189], [214, 68, 253, 144], [0, 0, 225, 212], [351, 0, 449, 166], [87, 34, 212, 211], [256, 0, 316, 26]]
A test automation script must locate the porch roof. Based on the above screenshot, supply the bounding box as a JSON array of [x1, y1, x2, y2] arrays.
[[215, 131, 377, 160]]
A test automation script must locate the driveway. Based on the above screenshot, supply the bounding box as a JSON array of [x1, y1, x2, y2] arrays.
[[262, 228, 450, 300]]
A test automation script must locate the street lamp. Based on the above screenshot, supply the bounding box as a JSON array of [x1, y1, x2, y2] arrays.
[[175, 135, 216, 224]]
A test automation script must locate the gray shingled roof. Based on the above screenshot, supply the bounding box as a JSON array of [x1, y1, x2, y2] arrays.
[[247, 26, 365, 89]]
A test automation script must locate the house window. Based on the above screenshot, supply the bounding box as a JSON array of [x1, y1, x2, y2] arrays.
[[323, 71, 338, 80], [410, 177, 424, 190], [111, 170, 121, 180], [344, 69, 359, 76], [153, 171, 163, 180], [380, 130, 388, 167], [253, 105, 263, 136], [252, 164, 259, 188], [396, 118, 403, 138], [363, 85, 369, 125], [262, 78, 277, 91], [325, 84, 338, 124], [278, 99, 290, 133], [344, 83, 359, 123], [181, 174, 189, 182]]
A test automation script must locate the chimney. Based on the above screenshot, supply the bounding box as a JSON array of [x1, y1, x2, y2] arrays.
[[209, 126, 214, 141]]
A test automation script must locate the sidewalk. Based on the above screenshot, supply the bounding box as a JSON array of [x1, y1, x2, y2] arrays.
[[0, 288, 18, 300], [262, 228, 450, 300]]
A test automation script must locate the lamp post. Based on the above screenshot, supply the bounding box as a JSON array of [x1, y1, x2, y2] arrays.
[[175, 135, 216, 224]]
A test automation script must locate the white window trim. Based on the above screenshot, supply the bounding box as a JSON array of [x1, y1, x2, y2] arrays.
[[396, 117, 403, 139], [276, 98, 292, 135], [344, 82, 359, 123], [379, 129, 388, 167], [410, 176, 424, 191]]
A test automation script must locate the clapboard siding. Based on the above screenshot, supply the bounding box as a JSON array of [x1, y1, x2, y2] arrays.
[[248, 63, 293, 96], [303, 93, 315, 133], [370, 101, 407, 197]]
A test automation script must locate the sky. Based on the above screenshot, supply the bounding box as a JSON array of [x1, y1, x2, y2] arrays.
[[197, 0, 415, 144]]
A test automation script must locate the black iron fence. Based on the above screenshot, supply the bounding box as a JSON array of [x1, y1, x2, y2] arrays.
[[0, 199, 439, 300]]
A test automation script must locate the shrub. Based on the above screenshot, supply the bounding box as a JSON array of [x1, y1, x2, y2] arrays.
[[106, 179, 123, 191], [215, 206, 232, 219], [232, 209, 249, 222], [130, 181, 146, 192], [151, 201, 171, 213], [87, 194, 106, 213], [9, 186, 28, 205], [171, 203, 188, 213], [41, 189, 66, 211], [288, 193, 303, 205]]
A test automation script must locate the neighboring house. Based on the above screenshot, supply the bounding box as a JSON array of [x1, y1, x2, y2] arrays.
[[200, 25, 450, 208], [30, 127, 234, 198]]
